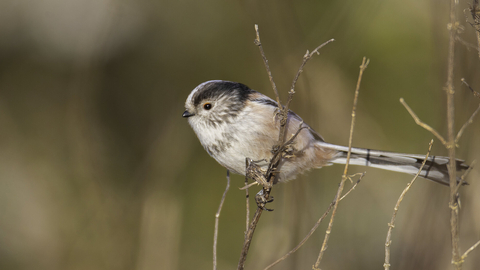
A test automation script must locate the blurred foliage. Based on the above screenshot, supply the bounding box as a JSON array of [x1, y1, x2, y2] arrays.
[[0, 0, 479, 270]]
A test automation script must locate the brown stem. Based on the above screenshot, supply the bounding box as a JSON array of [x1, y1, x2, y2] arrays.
[[384, 140, 434, 270], [313, 57, 369, 269], [446, 1, 461, 269], [213, 171, 230, 270]]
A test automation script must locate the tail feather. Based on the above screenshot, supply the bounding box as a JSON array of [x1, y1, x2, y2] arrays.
[[318, 142, 469, 186]]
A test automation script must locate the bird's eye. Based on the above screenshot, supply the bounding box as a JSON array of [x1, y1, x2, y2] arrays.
[[203, 103, 212, 110]]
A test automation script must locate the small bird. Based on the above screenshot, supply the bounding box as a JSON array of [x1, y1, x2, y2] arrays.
[[182, 80, 469, 185]]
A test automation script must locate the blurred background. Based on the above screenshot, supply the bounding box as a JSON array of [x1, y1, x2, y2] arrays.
[[0, 0, 479, 269]]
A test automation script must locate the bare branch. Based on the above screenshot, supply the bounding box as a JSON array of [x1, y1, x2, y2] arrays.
[[265, 202, 334, 270], [460, 239, 480, 262], [467, 0, 480, 59], [245, 168, 250, 232], [313, 57, 369, 270], [455, 35, 480, 52], [263, 173, 364, 270], [461, 78, 480, 99], [384, 140, 434, 270], [446, 1, 461, 267], [213, 171, 230, 270], [339, 173, 364, 200], [455, 103, 480, 144], [238, 26, 335, 270], [399, 98, 448, 146], [285, 39, 335, 111], [254, 24, 281, 108]]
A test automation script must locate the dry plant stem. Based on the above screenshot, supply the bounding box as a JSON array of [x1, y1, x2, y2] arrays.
[[213, 171, 231, 270], [461, 239, 480, 261], [285, 39, 335, 111], [470, 0, 480, 59], [384, 140, 434, 270], [461, 78, 480, 99], [446, 1, 461, 268], [245, 175, 250, 233], [237, 208, 263, 270], [237, 123, 307, 270], [339, 173, 363, 200], [266, 202, 334, 270], [400, 98, 447, 146], [313, 57, 369, 270], [455, 36, 480, 52], [455, 103, 480, 144], [238, 26, 335, 270], [238, 25, 282, 270], [254, 24, 280, 107], [263, 175, 363, 270]]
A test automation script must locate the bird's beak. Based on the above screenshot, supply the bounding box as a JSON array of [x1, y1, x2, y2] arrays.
[[182, 110, 195, 118]]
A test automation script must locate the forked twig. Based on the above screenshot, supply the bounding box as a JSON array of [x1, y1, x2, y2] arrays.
[[237, 25, 334, 270], [339, 173, 364, 200], [313, 57, 369, 270], [384, 140, 434, 270], [213, 171, 231, 270]]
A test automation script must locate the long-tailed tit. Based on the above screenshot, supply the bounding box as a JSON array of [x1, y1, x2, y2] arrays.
[[182, 80, 469, 185]]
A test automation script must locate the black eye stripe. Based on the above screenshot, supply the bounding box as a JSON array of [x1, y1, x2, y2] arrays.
[[192, 81, 254, 107]]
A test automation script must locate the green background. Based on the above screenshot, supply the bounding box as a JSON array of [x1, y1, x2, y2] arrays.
[[0, 0, 479, 269]]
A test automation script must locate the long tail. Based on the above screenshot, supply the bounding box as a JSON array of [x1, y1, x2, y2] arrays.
[[318, 142, 469, 186]]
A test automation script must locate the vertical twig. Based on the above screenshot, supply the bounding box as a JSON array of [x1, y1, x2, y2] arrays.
[[244, 175, 250, 233], [446, 1, 462, 268], [313, 57, 369, 269], [384, 140, 434, 270], [213, 171, 230, 270]]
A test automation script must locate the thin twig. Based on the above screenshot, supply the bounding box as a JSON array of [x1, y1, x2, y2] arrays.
[[455, 35, 480, 52], [285, 39, 335, 111], [263, 173, 364, 270], [245, 174, 250, 233], [455, 103, 480, 144], [460, 239, 480, 262], [254, 24, 281, 108], [266, 202, 334, 270], [446, 1, 461, 268], [461, 78, 480, 99], [238, 26, 335, 270], [313, 57, 369, 270], [468, 0, 480, 59], [237, 208, 263, 270], [237, 123, 309, 269], [339, 173, 364, 200], [213, 171, 230, 270], [384, 140, 434, 270], [399, 98, 448, 146]]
